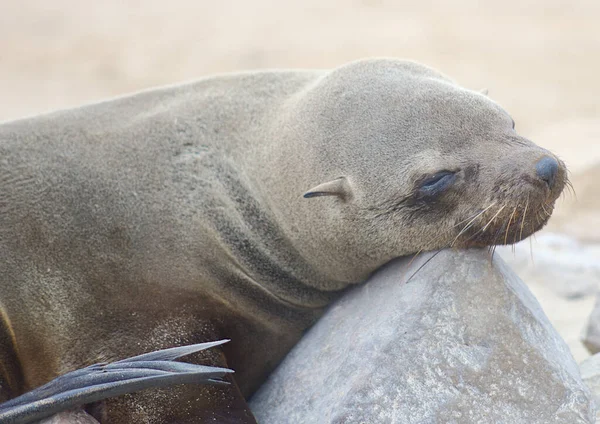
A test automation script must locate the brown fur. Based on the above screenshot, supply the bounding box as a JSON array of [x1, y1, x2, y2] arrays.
[[0, 58, 565, 422]]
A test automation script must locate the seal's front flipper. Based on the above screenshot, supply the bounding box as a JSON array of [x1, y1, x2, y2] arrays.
[[0, 340, 233, 424], [100, 339, 259, 423]]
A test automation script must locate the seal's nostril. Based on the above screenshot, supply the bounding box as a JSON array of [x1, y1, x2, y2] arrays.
[[535, 156, 559, 188]]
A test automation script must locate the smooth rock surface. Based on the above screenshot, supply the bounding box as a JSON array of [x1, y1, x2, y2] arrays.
[[497, 231, 599, 362], [250, 249, 595, 424]]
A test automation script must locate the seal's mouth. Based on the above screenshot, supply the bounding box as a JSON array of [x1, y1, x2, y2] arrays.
[[452, 159, 571, 248], [453, 192, 567, 249], [458, 205, 552, 248]]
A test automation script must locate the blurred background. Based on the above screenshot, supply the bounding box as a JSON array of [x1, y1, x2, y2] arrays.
[[1, 0, 599, 360]]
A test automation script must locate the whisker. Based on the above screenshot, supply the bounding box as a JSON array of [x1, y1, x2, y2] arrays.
[[567, 180, 577, 200], [406, 249, 423, 269], [504, 207, 518, 245], [529, 236, 534, 265], [400, 249, 424, 282], [512, 212, 520, 245], [461, 205, 506, 245], [535, 211, 544, 224], [481, 205, 506, 233], [519, 197, 529, 242], [489, 221, 506, 262], [453, 211, 486, 229], [457, 203, 497, 228], [406, 250, 443, 283], [450, 202, 496, 247]]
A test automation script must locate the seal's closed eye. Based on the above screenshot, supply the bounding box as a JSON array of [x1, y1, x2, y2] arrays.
[[417, 171, 457, 199]]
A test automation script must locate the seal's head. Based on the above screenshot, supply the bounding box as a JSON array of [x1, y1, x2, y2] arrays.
[[266, 58, 567, 285]]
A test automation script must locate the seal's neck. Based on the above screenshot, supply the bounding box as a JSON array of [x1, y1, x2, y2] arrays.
[[204, 162, 351, 308]]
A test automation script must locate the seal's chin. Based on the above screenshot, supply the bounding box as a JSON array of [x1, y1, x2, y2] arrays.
[[462, 218, 549, 248], [454, 200, 556, 249]]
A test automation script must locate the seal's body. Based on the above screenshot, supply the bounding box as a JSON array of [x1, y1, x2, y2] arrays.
[[0, 59, 566, 422]]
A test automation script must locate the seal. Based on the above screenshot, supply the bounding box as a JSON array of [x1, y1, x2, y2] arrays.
[[0, 58, 567, 423]]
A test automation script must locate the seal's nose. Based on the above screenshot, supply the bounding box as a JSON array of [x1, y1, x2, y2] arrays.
[[535, 156, 559, 188]]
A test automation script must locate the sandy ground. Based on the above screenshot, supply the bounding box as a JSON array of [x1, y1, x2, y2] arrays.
[[1, 0, 599, 360]]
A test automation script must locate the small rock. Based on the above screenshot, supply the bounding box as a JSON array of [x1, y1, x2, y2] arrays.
[[498, 232, 600, 299], [582, 295, 600, 355], [250, 249, 595, 424]]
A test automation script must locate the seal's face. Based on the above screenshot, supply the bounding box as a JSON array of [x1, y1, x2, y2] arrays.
[[294, 59, 567, 280], [358, 82, 568, 254]]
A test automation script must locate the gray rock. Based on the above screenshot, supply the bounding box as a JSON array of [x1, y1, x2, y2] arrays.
[[250, 249, 595, 424], [580, 354, 600, 412], [583, 296, 600, 355]]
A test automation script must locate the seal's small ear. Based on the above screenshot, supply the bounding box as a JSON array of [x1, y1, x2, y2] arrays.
[[303, 177, 352, 200], [479, 88, 489, 96]]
